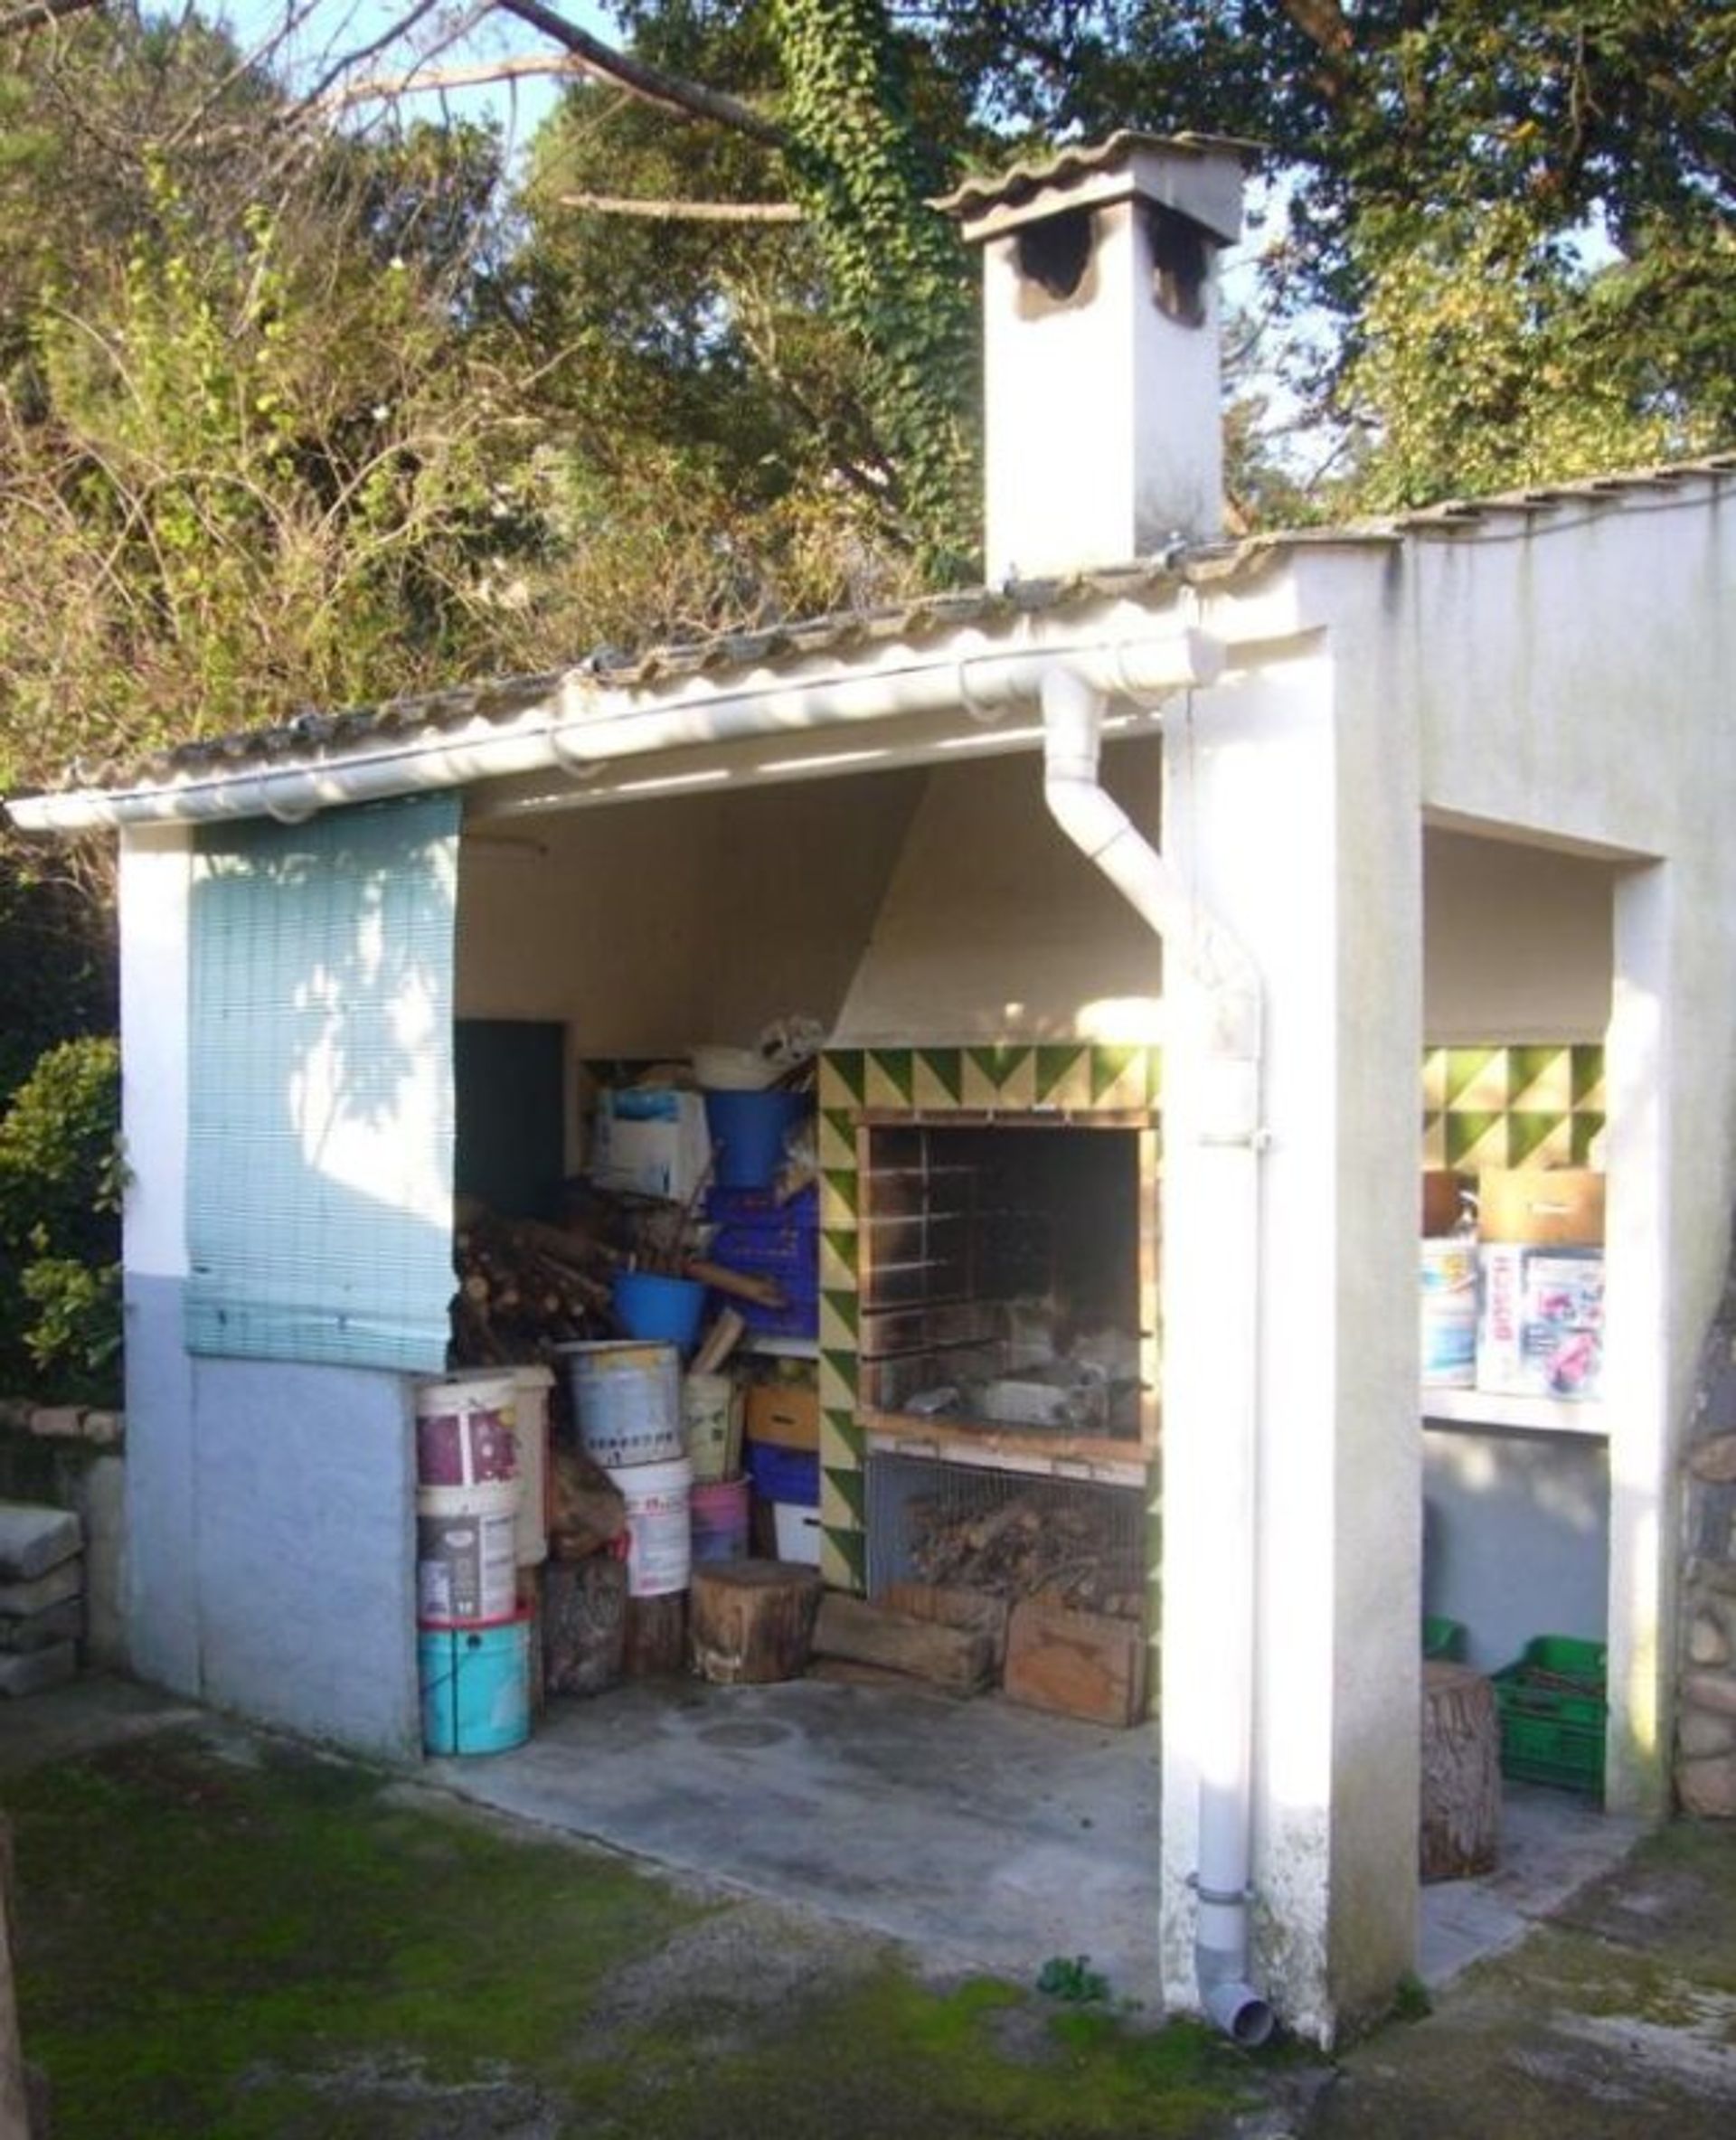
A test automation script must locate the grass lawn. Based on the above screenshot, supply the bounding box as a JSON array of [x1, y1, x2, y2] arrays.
[[5, 1723, 1295, 2139]]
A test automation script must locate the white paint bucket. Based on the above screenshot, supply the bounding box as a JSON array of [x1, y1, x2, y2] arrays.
[[606, 1457, 693, 1598], [1420, 1240, 1477, 1388], [682, 1372, 739, 1484], [561, 1342, 683, 1468], [416, 1480, 521, 1625], [508, 1364, 554, 1566], [414, 1372, 518, 1487]]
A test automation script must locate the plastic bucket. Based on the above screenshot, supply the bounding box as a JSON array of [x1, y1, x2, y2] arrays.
[[690, 1475, 750, 1565], [614, 1268, 707, 1349], [414, 1372, 518, 1487], [418, 1611, 532, 1756], [416, 1480, 520, 1625], [509, 1364, 554, 1566], [1420, 1240, 1478, 1388], [702, 1088, 807, 1190], [682, 1372, 739, 1483], [607, 1457, 693, 1598], [561, 1341, 683, 1467]]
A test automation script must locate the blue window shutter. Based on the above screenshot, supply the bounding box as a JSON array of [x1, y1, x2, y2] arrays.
[[186, 794, 461, 1371]]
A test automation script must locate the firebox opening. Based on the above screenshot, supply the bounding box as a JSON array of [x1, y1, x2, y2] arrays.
[[857, 1117, 1155, 1451], [1015, 207, 1095, 303]]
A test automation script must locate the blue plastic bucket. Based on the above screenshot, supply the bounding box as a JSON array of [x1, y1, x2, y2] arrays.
[[703, 1088, 808, 1189], [419, 1612, 531, 1756], [614, 1268, 706, 1349]]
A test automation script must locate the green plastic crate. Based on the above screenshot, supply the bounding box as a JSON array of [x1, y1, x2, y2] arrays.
[[1492, 1635, 1607, 1797], [1422, 1616, 1467, 1662]]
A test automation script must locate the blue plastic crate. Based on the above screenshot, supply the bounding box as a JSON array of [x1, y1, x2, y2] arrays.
[[733, 1289, 819, 1340], [745, 1438, 820, 1507], [705, 1184, 820, 1228], [710, 1221, 819, 1287]]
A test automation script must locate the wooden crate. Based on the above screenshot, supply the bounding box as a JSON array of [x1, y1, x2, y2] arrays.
[[1004, 1598, 1147, 1727]]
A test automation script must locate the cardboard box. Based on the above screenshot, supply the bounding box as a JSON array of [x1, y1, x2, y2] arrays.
[[773, 1503, 822, 1565], [745, 1381, 819, 1452], [587, 1088, 711, 1203], [1477, 1169, 1605, 1246], [1421, 1170, 1474, 1237], [1477, 1244, 1604, 1400]]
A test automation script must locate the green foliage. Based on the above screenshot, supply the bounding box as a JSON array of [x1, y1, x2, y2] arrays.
[[0, 1035, 123, 1394], [1037, 1953, 1111, 2004], [1336, 206, 1712, 511]]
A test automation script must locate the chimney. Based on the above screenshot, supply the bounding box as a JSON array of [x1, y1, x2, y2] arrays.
[[942, 134, 1245, 583]]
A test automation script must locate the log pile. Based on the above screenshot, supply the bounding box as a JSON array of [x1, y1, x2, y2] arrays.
[[451, 1209, 614, 1361], [906, 1488, 1144, 1619]]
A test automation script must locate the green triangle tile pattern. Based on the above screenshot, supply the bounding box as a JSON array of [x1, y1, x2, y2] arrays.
[[822, 1409, 865, 1464], [821, 1288, 860, 1340], [1571, 1112, 1607, 1164], [825, 1464, 866, 1524], [822, 1167, 860, 1219], [1508, 1044, 1571, 1114], [920, 1047, 963, 1103], [822, 1347, 860, 1400], [966, 1044, 1030, 1097], [824, 1051, 865, 1106], [869, 1048, 914, 1105], [1036, 1044, 1087, 1102], [1571, 1045, 1605, 1108], [825, 1527, 866, 1591], [1446, 1109, 1505, 1167], [818, 1108, 858, 1170], [1445, 1047, 1504, 1110], [1090, 1043, 1140, 1104], [1508, 1111, 1570, 1168]]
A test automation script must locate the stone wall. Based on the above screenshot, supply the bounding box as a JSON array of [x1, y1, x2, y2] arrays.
[[1677, 1236, 1736, 1817], [0, 1400, 127, 1673]]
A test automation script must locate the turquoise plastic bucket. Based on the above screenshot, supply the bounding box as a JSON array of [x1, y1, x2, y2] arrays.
[[419, 1613, 531, 1757], [703, 1088, 807, 1189]]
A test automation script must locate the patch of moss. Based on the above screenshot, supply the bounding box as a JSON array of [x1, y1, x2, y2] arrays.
[[5, 1727, 1293, 2140]]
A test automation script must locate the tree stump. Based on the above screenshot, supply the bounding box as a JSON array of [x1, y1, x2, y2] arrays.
[[690, 1560, 823, 1684], [622, 1592, 687, 1679], [1420, 1660, 1502, 1881], [542, 1557, 627, 1697]]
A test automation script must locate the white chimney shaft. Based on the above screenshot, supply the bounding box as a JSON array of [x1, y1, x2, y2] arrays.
[[947, 137, 1245, 582]]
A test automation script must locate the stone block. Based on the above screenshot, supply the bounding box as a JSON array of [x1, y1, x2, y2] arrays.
[[0, 1502, 81, 1582], [80, 1410, 124, 1448], [1689, 1614, 1731, 1666], [0, 1560, 82, 1617], [1680, 1706, 1736, 1758], [0, 1396, 33, 1434], [0, 1598, 80, 1653], [1678, 1752, 1736, 1819], [28, 1406, 85, 1442], [1682, 1669, 1736, 1720], [1688, 1430, 1736, 1485], [0, 1640, 76, 1697]]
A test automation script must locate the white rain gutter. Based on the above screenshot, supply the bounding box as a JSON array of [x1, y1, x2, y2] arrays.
[[1039, 664, 1273, 2049], [5, 627, 1227, 833]]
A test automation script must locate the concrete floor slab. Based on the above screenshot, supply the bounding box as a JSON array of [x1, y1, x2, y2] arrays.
[[423, 1677, 1167, 2007]]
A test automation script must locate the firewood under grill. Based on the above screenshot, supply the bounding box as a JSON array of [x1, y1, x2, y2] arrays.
[[905, 1486, 1144, 1619]]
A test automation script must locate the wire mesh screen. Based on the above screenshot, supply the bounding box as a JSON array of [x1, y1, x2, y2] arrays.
[[865, 1452, 1147, 1618]]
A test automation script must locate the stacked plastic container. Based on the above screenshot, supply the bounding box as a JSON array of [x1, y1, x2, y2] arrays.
[[413, 1372, 533, 1755], [558, 1340, 693, 1603], [704, 1181, 820, 1344]]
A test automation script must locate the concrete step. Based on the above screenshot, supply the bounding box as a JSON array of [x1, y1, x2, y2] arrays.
[[0, 1641, 77, 1698], [0, 1502, 82, 1583]]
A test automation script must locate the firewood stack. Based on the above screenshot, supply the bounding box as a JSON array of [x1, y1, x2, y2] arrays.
[[450, 1208, 617, 1362], [906, 1487, 1144, 1619]]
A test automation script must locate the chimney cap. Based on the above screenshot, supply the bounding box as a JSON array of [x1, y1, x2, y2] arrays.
[[936, 129, 1254, 248]]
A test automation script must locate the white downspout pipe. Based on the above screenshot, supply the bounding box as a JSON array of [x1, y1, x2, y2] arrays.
[[1040, 664, 1272, 2048]]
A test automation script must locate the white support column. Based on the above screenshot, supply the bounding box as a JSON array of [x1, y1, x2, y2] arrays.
[[117, 825, 200, 1692], [1157, 655, 1422, 2044], [1603, 861, 1679, 1815]]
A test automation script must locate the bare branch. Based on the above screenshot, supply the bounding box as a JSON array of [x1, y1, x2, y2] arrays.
[[490, 0, 786, 146], [0, 0, 101, 36], [557, 192, 803, 224], [313, 50, 602, 114]]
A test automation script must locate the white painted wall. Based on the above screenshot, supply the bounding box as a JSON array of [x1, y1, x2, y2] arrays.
[[456, 769, 922, 1055], [834, 740, 1167, 1044], [1423, 827, 1614, 1041]]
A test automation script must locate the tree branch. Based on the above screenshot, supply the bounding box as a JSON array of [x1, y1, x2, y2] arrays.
[[489, 0, 786, 146], [312, 51, 605, 113], [0, 0, 101, 34], [557, 191, 803, 223]]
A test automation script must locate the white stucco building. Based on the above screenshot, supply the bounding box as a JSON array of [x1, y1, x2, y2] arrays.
[[9, 136, 1735, 2045]]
